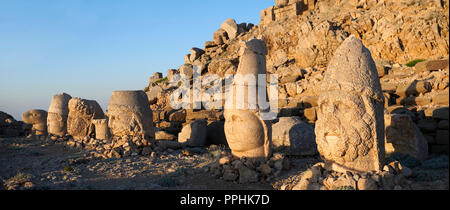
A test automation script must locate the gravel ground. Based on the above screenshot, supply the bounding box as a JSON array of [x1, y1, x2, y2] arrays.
[[0, 137, 448, 190]]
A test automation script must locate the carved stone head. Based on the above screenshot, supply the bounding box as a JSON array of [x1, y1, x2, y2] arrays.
[[315, 35, 385, 173], [107, 90, 154, 140], [47, 93, 72, 137], [224, 38, 272, 160], [22, 109, 48, 136]]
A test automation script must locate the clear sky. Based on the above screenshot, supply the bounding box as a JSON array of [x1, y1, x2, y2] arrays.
[[0, 0, 274, 120]]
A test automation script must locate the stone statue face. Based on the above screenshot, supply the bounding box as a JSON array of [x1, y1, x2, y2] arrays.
[[316, 91, 376, 164], [315, 35, 385, 172], [107, 91, 154, 140], [22, 110, 47, 125]]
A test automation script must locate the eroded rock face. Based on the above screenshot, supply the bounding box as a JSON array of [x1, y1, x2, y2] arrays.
[[22, 110, 48, 136], [107, 90, 155, 140], [315, 35, 385, 173], [47, 93, 72, 137], [224, 38, 272, 160], [67, 98, 105, 140]]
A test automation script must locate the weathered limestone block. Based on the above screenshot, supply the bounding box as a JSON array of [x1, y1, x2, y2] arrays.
[[47, 93, 72, 137], [167, 69, 178, 82], [260, 6, 275, 24], [224, 38, 272, 160], [220, 18, 239, 40], [415, 59, 449, 73], [146, 85, 163, 105], [178, 119, 207, 146], [67, 98, 105, 140], [272, 116, 317, 156], [432, 89, 449, 105], [92, 119, 109, 140], [22, 110, 48, 136], [179, 64, 194, 78], [155, 130, 177, 141], [395, 80, 432, 98], [213, 28, 229, 45], [149, 72, 163, 85], [107, 91, 155, 140], [275, 0, 291, 8], [385, 114, 428, 161], [316, 35, 385, 173]]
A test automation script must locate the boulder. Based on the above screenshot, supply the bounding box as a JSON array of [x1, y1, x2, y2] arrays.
[[146, 85, 163, 105], [155, 130, 177, 141], [272, 117, 317, 156], [190, 48, 205, 62], [220, 18, 239, 40], [385, 114, 428, 161], [178, 119, 207, 146], [213, 28, 228, 45], [107, 91, 154, 140], [206, 121, 228, 146]]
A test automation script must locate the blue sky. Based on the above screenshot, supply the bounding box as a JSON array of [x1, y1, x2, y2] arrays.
[[0, 0, 274, 120]]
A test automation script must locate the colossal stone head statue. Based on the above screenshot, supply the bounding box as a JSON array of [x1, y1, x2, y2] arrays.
[[224, 37, 272, 160], [315, 35, 385, 173], [23, 109, 48, 136], [67, 98, 105, 140], [107, 90, 154, 141], [47, 93, 72, 137]]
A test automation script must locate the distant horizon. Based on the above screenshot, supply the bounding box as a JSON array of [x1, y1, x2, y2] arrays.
[[0, 0, 274, 120]]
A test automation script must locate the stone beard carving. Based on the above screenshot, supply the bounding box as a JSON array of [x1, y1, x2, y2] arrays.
[[107, 91, 155, 141], [22, 110, 48, 136], [47, 93, 72, 137], [315, 35, 385, 173], [224, 38, 272, 160], [67, 98, 105, 140]]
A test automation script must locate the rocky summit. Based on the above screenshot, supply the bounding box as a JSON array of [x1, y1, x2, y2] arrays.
[[1, 0, 448, 191]]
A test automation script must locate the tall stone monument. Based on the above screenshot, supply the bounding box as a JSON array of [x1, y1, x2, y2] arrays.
[[224, 38, 272, 160]]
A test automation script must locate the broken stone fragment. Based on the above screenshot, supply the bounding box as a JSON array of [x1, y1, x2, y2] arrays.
[[220, 18, 239, 40]]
